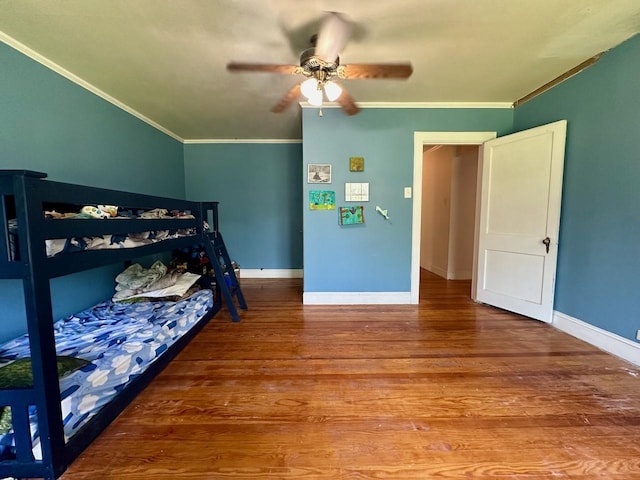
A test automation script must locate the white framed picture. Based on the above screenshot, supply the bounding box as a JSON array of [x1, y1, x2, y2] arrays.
[[307, 163, 332, 184]]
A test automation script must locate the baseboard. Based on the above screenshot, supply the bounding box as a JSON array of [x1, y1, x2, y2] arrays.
[[553, 311, 640, 367], [447, 270, 473, 280], [241, 269, 303, 279], [424, 265, 448, 279], [303, 291, 411, 305]]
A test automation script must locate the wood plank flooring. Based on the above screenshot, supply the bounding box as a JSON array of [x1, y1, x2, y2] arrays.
[[60, 271, 640, 479]]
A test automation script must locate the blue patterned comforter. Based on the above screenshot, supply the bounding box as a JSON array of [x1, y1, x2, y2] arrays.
[[0, 289, 213, 460]]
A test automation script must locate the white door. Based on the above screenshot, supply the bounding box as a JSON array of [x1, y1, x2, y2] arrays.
[[475, 120, 567, 322]]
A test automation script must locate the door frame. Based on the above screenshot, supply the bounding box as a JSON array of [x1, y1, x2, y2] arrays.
[[411, 131, 497, 303]]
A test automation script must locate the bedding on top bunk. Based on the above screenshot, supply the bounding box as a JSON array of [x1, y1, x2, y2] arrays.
[[0, 288, 213, 461]]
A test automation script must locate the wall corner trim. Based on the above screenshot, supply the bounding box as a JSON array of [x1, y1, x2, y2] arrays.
[[553, 311, 640, 367], [303, 292, 411, 305]]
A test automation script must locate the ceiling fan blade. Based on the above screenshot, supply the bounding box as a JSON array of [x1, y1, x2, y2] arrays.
[[271, 83, 302, 113], [336, 86, 360, 116], [340, 63, 413, 79], [315, 12, 353, 63], [227, 62, 299, 75]]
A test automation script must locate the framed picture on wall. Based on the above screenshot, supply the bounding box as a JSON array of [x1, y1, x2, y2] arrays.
[[349, 157, 364, 172], [307, 164, 332, 184]]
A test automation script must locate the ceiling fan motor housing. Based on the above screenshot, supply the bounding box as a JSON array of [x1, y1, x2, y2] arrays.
[[299, 48, 339, 79]]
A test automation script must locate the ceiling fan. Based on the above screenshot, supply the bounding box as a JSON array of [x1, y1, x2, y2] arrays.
[[226, 12, 413, 115]]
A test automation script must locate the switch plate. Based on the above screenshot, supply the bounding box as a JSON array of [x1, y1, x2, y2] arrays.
[[404, 187, 412, 198]]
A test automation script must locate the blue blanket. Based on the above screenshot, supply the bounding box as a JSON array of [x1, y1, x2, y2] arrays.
[[0, 289, 212, 460]]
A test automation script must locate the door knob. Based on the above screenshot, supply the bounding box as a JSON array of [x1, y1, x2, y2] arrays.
[[542, 237, 551, 254]]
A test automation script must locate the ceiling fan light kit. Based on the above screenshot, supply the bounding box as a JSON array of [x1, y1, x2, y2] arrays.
[[300, 78, 343, 106], [227, 12, 413, 116], [323, 81, 343, 102]]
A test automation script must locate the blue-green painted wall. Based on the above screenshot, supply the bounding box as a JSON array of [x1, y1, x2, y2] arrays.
[[302, 107, 514, 293], [514, 34, 640, 343], [0, 42, 185, 343], [184, 143, 303, 270], [1, 43, 184, 193]]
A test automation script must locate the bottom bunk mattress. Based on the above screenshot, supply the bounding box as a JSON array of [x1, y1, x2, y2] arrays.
[[0, 289, 213, 461]]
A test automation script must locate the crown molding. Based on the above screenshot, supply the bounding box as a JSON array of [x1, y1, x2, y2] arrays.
[[513, 53, 602, 107], [300, 101, 514, 109], [184, 139, 302, 144], [3, 29, 513, 145], [1, 31, 184, 143]]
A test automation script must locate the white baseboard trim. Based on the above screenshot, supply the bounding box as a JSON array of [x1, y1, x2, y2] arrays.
[[303, 291, 411, 305], [241, 269, 303, 279], [553, 311, 640, 367], [424, 265, 448, 279], [422, 265, 471, 280], [447, 270, 473, 280]]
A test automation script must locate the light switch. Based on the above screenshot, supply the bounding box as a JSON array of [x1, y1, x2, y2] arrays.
[[404, 187, 412, 198]]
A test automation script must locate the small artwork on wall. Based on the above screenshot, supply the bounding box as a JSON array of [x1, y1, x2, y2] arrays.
[[339, 205, 365, 225], [309, 190, 336, 210], [345, 182, 369, 202], [349, 157, 364, 172], [307, 163, 332, 184]]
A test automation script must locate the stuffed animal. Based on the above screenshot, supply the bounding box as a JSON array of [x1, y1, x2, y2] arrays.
[[80, 206, 111, 219]]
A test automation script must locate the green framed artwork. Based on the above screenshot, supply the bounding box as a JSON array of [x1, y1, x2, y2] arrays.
[[339, 205, 365, 225], [349, 157, 364, 172], [309, 190, 336, 210]]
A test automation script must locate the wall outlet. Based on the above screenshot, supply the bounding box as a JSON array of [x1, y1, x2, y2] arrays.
[[636, 330, 640, 341]]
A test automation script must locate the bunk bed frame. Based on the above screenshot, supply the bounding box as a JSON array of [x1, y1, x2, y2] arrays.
[[0, 170, 245, 479]]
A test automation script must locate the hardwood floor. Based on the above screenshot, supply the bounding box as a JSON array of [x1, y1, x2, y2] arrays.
[[60, 271, 640, 479]]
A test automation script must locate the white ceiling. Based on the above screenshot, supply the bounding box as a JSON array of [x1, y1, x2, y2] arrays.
[[2, 0, 639, 141]]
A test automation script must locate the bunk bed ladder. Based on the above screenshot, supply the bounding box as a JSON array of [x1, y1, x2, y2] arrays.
[[199, 202, 246, 322], [204, 231, 247, 322]]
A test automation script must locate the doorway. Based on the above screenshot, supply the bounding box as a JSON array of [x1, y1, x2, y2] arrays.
[[410, 131, 497, 304], [421, 144, 479, 282]]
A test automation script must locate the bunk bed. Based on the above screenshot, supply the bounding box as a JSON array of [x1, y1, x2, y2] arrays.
[[0, 170, 245, 480]]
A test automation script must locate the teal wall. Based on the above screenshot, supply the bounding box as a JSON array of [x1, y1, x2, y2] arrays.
[[184, 142, 303, 270], [514, 34, 640, 342], [302, 107, 514, 293], [0, 43, 185, 194], [0, 42, 185, 343]]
